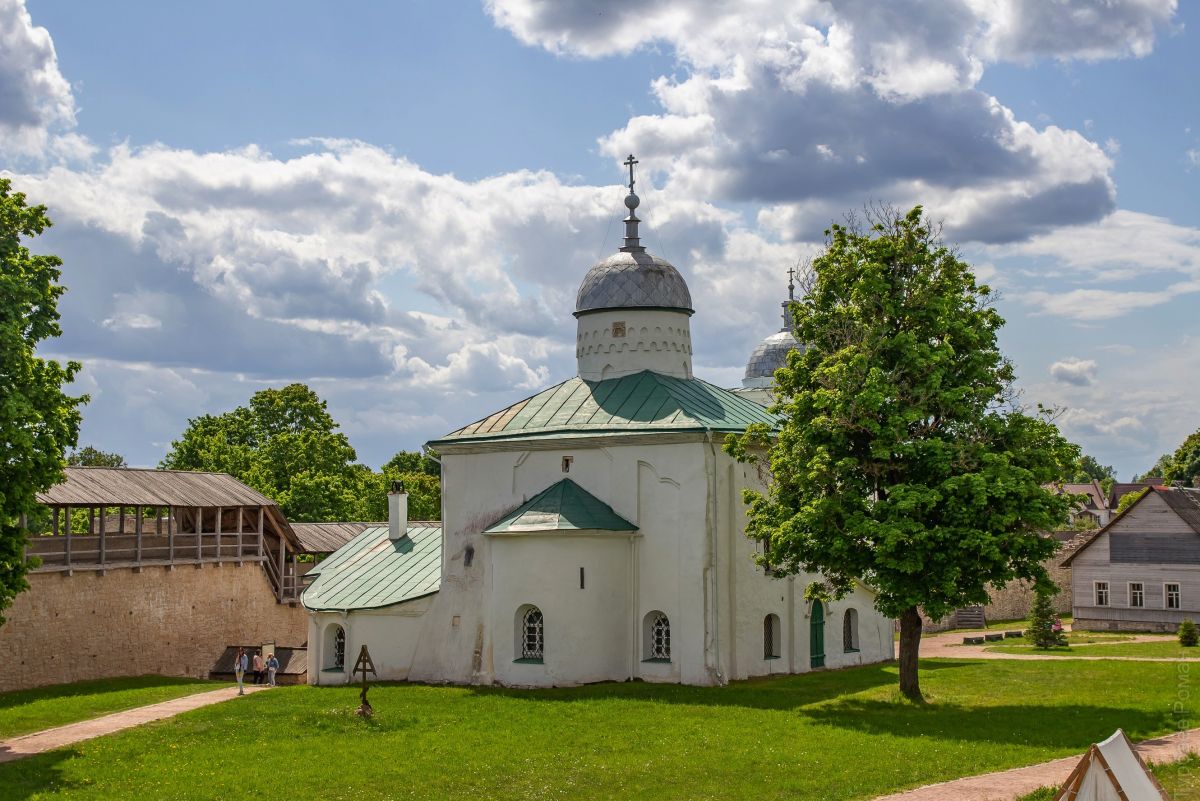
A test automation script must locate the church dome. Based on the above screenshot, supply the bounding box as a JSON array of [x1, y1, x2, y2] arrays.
[[575, 251, 693, 317], [744, 329, 804, 383]]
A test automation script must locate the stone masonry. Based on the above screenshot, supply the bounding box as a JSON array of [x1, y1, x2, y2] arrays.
[[0, 562, 308, 692]]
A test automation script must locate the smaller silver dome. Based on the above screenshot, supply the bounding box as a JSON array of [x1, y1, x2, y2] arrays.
[[575, 251, 694, 317], [743, 330, 804, 384]]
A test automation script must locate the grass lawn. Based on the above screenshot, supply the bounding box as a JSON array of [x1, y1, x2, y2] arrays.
[[986, 639, 1199, 658], [0, 659, 1195, 801], [1018, 754, 1200, 800], [0, 676, 219, 740]]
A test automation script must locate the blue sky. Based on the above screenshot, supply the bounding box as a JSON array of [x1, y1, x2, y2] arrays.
[[4, 0, 1198, 479]]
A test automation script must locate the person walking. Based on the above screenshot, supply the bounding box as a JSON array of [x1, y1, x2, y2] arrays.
[[252, 650, 265, 685], [266, 652, 280, 687], [234, 647, 248, 696]]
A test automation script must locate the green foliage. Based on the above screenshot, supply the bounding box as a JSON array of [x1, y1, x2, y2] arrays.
[[160, 385, 440, 523], [726, 206, 1075, 699], [0, 179, 87, 625], [66, 445, 127, 467], [1164, 428, 1200, 487], [383, 450, 440, 478], [1116, 486, 1149, 515], [1028, 586, 1067, 649], [1068, 452, 1116, 484], [1135, 454, 1172, 482], [1179, 619, 1198, 647]]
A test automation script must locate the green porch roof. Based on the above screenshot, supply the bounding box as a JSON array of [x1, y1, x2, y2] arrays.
[[430, 370, 778, 445], [301, 523, 441, 612], [484, 479, 638, 534]]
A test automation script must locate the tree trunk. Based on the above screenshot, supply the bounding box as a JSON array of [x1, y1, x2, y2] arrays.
[[898, 606, 924, 702]]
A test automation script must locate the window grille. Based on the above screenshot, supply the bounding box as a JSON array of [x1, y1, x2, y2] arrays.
[[1167, 583, 1182, 610], [521, 607, 544, 660], [1130, 582, 1145, 608], [650, 613, 671, 660], [333, 626, 346, 670], [843, 608, 859, 652], [1095, 582, 1109, 606]]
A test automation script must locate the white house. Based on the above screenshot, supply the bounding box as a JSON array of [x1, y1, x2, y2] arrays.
[[303, 166, 894, 687]]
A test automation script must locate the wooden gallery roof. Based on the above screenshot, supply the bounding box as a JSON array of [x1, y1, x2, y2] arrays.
[[289, 522, 382, 555], [36, 466, 300, 547]]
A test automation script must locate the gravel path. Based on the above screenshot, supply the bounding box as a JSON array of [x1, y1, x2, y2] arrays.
[[0, 684, 270, 764]]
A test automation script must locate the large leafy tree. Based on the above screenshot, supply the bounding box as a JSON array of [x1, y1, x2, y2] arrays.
[[161, 385, 442, 523], [1163, 429, 1200, 487], [727, 207, 1075, 701], [67, 445, 127, 467], [1068, 452, 1116, 494], [0, 179, 86, 624]]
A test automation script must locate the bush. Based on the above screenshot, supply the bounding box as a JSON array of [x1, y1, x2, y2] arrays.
[[1180, 619, 1198, 647], [1029, 585, 1068, 649]]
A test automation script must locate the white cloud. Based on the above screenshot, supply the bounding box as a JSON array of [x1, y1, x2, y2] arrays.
[[0, 0, 78, 156], [1049, 357, 1098, 386]]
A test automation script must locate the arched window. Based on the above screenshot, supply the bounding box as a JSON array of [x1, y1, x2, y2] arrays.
[[843, 608, 859, 653], [764, 614, 781, 659], [643, 611, 671, 661], [328, 625, 346, 670], [518, 606, 544, 661]]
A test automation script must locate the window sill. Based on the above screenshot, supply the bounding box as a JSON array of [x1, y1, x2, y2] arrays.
[[844, 648, 860, 654], [321, 668, 344, 673], [763, 655, 782, 660], [642, 657, 672, 664], [513, 658, 544, 665]]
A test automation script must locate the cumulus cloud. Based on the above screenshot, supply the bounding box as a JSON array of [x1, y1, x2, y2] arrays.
[[490, 0, 1176, 243], [1050, 357, 1098, 386], [0, 0, 78, 156]]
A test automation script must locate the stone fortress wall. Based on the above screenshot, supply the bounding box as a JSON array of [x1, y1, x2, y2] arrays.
[[0, 562, 308, 693]]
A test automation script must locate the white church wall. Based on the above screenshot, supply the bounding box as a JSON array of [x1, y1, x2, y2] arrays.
[[308, 595, 436, 686], [489, 534, 632, 686], [576, 308, 694, 381]]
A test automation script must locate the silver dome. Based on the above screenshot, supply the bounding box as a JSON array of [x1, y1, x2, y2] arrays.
[[574, 251, 694, 317], [744, 329, 804, 382]]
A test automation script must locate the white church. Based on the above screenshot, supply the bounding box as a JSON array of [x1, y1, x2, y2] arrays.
[[302, 160, 894, 687]]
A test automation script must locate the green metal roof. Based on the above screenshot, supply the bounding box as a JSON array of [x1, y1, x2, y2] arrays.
[[484, 479, 638, 534], [301, 523, 441, 612], [431, 370, 778, 445]]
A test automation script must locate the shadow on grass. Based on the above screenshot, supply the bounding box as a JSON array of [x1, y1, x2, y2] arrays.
[[0, 748, 83, 800], [464, 660, 970, 711]]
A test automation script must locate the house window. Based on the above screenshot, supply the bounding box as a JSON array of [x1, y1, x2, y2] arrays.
[[644, 611, 671, 661], [1129, 582, 1145, 608], [843, 608, 860, 652], [1095, 582, 1109, 607], [764, 614, 781, 659], [1167, 583, 1182, 610], [518, 606, 544, 662], [332, 625, 345, 670]]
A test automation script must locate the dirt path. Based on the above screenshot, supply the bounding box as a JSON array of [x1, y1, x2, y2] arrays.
[[0, 684, 270, 765], [873, 727, 1198, 801], [918, 629, 1200, 662]]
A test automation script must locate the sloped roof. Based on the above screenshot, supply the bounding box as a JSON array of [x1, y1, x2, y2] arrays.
[[484, 479, 638, 534], [431, 370, 778, 445], [37, 466, 278, 507], [1058, 480, 1107, 511], [301, 523, 441, 612], [1061, 487, 1200, 566], [1108, 480, 1161, 509], [291, 522, 382, 554]]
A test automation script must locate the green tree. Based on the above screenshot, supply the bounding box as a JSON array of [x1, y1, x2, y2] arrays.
[[1028, 585, 1067, 648], [1164, 429, 1200, 488], [383, 450, 440, 478], [161, 384, 363, 522], [727, 207, 1075, 701], [1115, 486, 1149, 515], [356, 470, 441, 522], [1135, 454, 1172, 482], [1068, 452, 1115, 494], [66, 445, 127, 467], [0, 179, 87, 624], [1180, 619, 1198, 648]]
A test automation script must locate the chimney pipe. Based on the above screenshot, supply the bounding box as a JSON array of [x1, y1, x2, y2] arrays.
[[388, 480, 408, 541]]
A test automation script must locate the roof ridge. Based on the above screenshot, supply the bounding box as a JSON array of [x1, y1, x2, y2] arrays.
[[65, 465, 239, 477]]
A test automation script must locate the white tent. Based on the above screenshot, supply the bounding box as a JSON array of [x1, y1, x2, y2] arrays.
[[1054, 729, 1170, 800]]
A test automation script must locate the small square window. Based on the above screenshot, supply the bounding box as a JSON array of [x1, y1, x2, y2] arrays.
[[1167, 583, 1182, 610], [1129, 582, 1144, 608], [1095, 582, 1109, 606], [611, 321, 626, 338]]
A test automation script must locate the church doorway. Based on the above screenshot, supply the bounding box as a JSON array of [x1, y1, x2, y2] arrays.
[[810, 600, 825, 668]]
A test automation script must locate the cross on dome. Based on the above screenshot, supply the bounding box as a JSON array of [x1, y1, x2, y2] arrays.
[[619, 153, 644, 253], [624, 153, 638, 194]]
